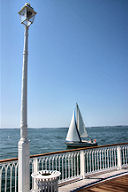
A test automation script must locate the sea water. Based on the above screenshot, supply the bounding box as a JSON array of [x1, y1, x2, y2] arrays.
[[0, 126, 128, 160]]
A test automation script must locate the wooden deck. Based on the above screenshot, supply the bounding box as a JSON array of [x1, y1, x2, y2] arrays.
[[78, 174, 128, 192], [59, 169, 128, 192]]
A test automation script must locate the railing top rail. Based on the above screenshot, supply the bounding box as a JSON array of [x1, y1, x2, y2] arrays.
[[0, 157, 18, 163], [30, 142, 128, 158], [0, 142, 128, 163]]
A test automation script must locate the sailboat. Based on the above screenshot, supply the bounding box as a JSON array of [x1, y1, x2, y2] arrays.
[[65, 103, 97, 148]]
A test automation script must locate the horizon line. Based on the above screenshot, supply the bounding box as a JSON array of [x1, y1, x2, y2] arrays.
[[0, 125, 128, 129]]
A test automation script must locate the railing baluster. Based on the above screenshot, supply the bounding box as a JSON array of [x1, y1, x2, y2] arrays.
[[110, 148, 112, 168], [65, 155, 67, 180], [102, 150, 104, 169], [122, 146, 125, 165], [125, 146, 128, 165], [92, 151, 94, 172], [114, 147, 116, 167], [112, 148, 114, 168], [89, 151, 91, 172], [101, 150, 103, 170], [45, 157, 48, 170], [97, 150, 99, 171], [42, 158, 45, 170], [109, 148, 111, 169], [0, 168, 2, 192], [52, 156, 54, 170], [111, 148, 113, 169], [5, 165, 8, 192], [10, 165, 12, 192], [100, 150, 102, 170], [70, 154, 73, 178], [55, 155, 57, 170], [86, 151, 88, 173], [102, 149, 104, 169], [62, 155, 64, 180], [15, 164, 18, 192], [58, 156, 61, 180], [94, 151, 96, 172], [104, 149, 106, 169], [68, 154, 70, 178], [107, 149, 109, 169], [76, 153, 79, 176], [73, 153, 76, 177], [124, 146, 127, 165], [48, 157, 50, 170]]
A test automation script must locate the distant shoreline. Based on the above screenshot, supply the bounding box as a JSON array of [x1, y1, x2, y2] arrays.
[[0, 125, 128, 129]]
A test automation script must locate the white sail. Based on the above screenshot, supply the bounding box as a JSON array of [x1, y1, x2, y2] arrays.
[[66, 111, 80, 142], [76, 104, 88, 138]]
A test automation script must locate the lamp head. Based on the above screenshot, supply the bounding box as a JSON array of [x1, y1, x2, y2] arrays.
[[18, 3, 37, 26]]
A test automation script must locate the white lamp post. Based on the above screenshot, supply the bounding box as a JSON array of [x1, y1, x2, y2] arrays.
[[18, 3, 36, 192]]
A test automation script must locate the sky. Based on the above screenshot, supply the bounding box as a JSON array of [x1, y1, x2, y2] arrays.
[[0, 0, 128, 128]]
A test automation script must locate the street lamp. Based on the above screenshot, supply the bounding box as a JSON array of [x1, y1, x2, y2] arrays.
[[18, 3, 36, 26], [18, 3, 36, 192]]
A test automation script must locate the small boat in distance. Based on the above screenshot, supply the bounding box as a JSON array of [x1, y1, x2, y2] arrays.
[[65, 103, 97, 148]]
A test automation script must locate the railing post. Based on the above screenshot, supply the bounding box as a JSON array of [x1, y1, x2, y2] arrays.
[[117, 146, 122, 169], [32, 158, 38, 191], [80, 150, 85, 179]]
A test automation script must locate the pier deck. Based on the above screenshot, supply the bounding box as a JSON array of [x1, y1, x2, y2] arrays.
[[59, 168, 128, 192], [79, 174, 128, 192]]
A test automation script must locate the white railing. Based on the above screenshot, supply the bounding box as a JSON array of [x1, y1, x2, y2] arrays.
[[0, 143, 128, 192], [0, 159, 18, 192], [31, 150, 80, 186]]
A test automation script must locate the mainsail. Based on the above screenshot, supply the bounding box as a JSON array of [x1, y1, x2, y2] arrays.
[[76, 103, 88, 138], [66, 111, 80, 142]]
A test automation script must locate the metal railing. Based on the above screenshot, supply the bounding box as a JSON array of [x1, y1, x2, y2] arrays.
[[0, 143, 128, 192], [0, 158, 18, 192]]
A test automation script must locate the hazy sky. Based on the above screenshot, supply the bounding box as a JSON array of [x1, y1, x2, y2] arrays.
[[1, 0, 128, 128]]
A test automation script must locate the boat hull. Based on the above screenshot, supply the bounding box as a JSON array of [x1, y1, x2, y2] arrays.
[[65, 141, 97, 149]]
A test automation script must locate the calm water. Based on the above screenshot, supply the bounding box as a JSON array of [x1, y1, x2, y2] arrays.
[[0, 126, 128, 160]]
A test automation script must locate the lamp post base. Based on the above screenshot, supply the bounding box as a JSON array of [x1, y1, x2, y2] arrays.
[[18, 138, 30, 192]]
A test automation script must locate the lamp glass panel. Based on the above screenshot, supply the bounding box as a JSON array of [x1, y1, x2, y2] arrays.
[[27, 10, 33, 19]]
